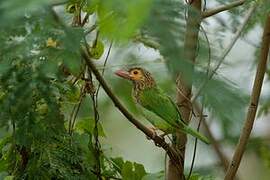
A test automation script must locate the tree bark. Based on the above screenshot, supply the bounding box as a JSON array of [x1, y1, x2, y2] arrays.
[[167, 1, 202, 179], [224, 14, 270, 180]]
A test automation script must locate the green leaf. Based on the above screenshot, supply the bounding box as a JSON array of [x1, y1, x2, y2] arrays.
[[122, 161, 134, 180], [0, 136, 12, 151], [121, 161, 147, 180], [134, 162, 147, 179], [82, 0, 99, 14], [142, 171, 164, 180], [0, 0, 50, 25], [62, 27, 84, 52], [89, 40, 105, 60], [188, 173, 215, 180], [4, 176, 14, 180], [110, 157, 125, 173], [76, 117, 106, 137], [60, 50, 82, 76], [98, 0, 153, 41]]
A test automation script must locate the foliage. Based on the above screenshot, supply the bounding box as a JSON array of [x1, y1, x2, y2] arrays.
[[0, 0, 154, 179]]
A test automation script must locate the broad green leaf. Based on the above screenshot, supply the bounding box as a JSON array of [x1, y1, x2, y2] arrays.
[[134, 162, 147, 179], [60, 50, 82, 76], [76, 117, 106, 137], [0, 136, 11, 151], [142, 171, 164, 180], [122, 161, 134, 180], [98, 0, 153, 41], [82, 0, 99, 14], [121, 161, 147, 180], [89, 40, 105, 60], [110, 157, 125, 173], [4, 176, 14, 180]]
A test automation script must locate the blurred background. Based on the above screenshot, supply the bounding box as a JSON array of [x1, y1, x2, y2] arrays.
[[0, 0, 270, 179]]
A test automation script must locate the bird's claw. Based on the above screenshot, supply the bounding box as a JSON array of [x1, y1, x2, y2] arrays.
[[160, 133, 167, 140], [146, 127, 158, 140]]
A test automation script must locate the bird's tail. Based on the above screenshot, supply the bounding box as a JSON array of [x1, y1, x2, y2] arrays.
[[181, 126, 210, 144]]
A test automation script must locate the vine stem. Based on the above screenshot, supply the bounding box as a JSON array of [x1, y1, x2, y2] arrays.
[[225, 14, 270, 179]]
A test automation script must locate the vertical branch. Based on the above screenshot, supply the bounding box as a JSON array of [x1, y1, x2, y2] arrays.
[[225, 14, 270, 180], [167, 1, 202, 179], [90, 76, 102, 180]]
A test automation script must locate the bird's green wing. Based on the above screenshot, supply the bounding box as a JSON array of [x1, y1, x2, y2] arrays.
[[166, 96, 210, 144], [139, 87, 210, 144], [136, 104, 174, 133], [166, 95, 186, 124], [139, 87, 180, 127]]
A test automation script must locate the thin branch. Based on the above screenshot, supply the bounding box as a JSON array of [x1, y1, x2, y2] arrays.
[[69, 86, 85, 134], [85, 24, 98, 35], [193, 102, 230, 172], [191, 3, 257, 103], [188, 25, 211, 179], [81, 49, 183, 171], [187, 100, 204, 180], [82, 13, 90, 26], [225, 14, 270, 180], [202, 0, 246, 19], [96, 41, 113, 96]]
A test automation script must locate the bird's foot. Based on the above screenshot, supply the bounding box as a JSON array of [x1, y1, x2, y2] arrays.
[[159, 133, 168, 140], [146, 127, 158, 140]]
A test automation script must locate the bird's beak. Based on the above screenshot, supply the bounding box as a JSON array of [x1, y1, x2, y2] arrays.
[[115, 69, 131, 80]]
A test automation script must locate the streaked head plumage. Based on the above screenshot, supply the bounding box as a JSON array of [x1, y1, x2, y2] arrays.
[[115, 67, 156, 89]]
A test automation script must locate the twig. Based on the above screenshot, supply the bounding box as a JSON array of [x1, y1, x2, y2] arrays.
[[191, 3, 257, 103], [202, 0, 246, 18], [69, 86, 85, 134], [96, 41, 113, 96], [81, 49, 183, 171], [224, 14, 270, 180], [193, 102, 230, 172], [85, 24, 98, 35], [82, 13, 90, 26], [188, 25, 211, 179], [187, 100, 204, 180]]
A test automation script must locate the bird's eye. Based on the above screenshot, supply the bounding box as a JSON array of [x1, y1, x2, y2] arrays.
[[133, 71, 138, 75]]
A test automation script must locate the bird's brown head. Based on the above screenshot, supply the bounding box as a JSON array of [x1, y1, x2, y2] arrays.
[[115, 67, 156, 90]]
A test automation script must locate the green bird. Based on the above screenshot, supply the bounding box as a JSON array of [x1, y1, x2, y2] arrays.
[[115, 67, 210, 144]]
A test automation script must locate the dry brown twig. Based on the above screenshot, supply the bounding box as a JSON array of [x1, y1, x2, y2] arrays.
[[225, 14, 270, 179], [202, 0, 246, 18]]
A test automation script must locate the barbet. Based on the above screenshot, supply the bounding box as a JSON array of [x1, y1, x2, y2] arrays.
[[115, 67, 210, 144]]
